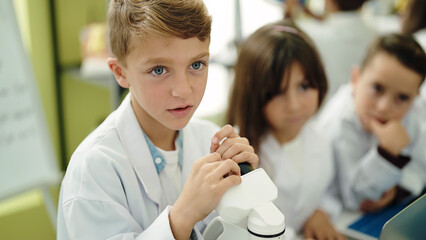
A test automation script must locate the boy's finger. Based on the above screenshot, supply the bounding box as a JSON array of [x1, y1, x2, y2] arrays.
[[213, 137, 233, 156], [218, 174, 241, 193], [210, 125, 239, 152], [215, 139, 241, 157], [214, 159, 241, 178], [216, 137, 251, 156], [231, 152, 258, 169], [197, 152, 222, 165], [214, 139, 258, 169], [368, 119, 383, 135]]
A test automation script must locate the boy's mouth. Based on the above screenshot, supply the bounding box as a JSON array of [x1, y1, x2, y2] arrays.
[[168, 105, 192, 118], [372, 115, 388, 124], [376, 118, 388, 124]]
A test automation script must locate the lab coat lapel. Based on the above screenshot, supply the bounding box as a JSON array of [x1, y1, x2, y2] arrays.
[[115, 95, 167, 210], [181, 125, 204, 183]]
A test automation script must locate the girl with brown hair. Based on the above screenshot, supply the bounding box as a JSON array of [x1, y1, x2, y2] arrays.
[[226, 20, 344, 239]]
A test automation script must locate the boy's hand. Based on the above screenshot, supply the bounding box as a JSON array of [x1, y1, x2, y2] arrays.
[[368, 119, 410, 156], [303, 209, 346, 240], [210, 125, 259, 169], [360, 186, 397, 213], [169, 152, 241, 240]]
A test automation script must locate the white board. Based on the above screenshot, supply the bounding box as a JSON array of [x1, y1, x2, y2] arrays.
[[0, 0, 61, 200]]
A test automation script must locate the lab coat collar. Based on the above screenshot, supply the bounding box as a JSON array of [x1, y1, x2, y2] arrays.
[[115, 94, 167, 209], [181, 124, 204, 184], [142, 130, 183, 174]]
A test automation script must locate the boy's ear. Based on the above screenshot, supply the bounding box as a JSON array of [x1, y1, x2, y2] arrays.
[[351, 66, 360, 86], [351, 66, 360, 96], [108, 58, 130, 88]]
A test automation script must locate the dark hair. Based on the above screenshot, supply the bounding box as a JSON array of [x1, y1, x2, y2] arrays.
[[402, 0, 426, 35], [361, 33, 426, 82], [226, 20, 328, 151], [334, 0, 367, 11]]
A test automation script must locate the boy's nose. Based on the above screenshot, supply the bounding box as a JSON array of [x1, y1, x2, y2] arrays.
[[171, 72, 192, 98], [376, 96, 392, 114]]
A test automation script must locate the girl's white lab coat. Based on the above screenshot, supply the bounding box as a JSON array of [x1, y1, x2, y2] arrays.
[[57, 94, 219, 240], [318, 84, 426, 210], [258, 120, 341, 233]]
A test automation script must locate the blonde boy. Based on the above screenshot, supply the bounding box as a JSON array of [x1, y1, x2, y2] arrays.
[[319, 33, 426, 212], [57, 0, 258, 239]]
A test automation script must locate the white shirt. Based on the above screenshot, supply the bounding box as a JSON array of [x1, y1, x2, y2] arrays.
[[318, 84, 426, 210], [298, 11, 378, 103], [282, 134, 303, 175], [57, 94, 220, 240], [157, 147, 182, 205], [259, 120, 341, 233], [414, 28, 426, 52]]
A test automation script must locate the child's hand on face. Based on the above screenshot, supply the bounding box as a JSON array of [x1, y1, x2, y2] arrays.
[[360, 186, 397, 213], [210, 125, 259, 170], [367, 118, 410, 156], [170, 152, 242, 239], [303, 209, 347, 240]]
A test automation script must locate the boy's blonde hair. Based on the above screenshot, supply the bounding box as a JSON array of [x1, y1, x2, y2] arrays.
[[108, 0, 212, 66]]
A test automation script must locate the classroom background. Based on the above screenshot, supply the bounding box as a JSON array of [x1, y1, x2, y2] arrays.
[[0, 0, 412, 239]]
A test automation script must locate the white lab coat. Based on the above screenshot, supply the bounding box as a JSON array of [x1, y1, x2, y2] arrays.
[[414, 29, 426, 120], [318, 84, 426, 210], [417, 87, 426, 128], [258, 120, 341, 233], [414, 28, 426, 51], [57, 94, 220, 240], [298, 12, 377, 103], [410, 28, 425, 124]]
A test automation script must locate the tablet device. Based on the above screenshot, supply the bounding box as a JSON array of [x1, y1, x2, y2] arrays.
[[379, 193, 426, 240]]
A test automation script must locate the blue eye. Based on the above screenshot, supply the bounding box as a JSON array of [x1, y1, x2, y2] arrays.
[[191, 61, 203, 70], [151, 66, 165, 76]]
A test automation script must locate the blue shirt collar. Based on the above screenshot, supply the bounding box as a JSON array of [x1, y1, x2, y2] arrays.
[[143, 130, 183, 174]]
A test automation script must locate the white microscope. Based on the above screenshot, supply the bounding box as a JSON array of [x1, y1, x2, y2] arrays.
[[203, 164, 285, 240]]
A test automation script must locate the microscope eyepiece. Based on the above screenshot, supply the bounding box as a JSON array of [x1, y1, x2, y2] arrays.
[[238, 162, 253, 176]]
